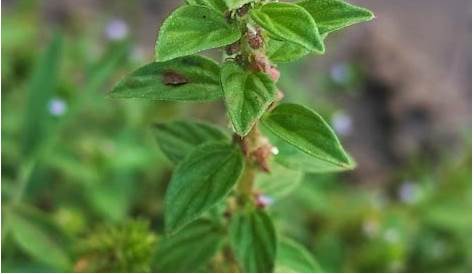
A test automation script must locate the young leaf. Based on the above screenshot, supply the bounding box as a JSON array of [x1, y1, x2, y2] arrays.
[[165, 142, 244, 232], [262, 103, 354, 170], [109, 55, 223, 101], [230, 209, 277, 272], [264, 127, 354, 173], [224, 0, 253, 10], [266, 38, 310, 63], [255, 160, 303, 199], [153, 120, 229, 163], [250, 2, 324, 53], [221, 62, 277, 136], [186, 0, 228, 14], [152, 219, 225, 272], [9, 209, 71, 271], [297, 0, 374, 36], [156, 5, 241, 62], [275, 237, 322, 273]]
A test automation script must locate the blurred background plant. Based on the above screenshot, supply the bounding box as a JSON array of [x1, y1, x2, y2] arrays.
[[2, 0, 471, 272]]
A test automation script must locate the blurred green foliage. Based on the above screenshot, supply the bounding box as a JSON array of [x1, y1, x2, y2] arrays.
[[1, 1, 471, 272]]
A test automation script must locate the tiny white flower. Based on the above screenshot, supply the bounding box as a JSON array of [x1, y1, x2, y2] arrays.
[[331, 111, 353, 136], [271, 146, 279, 155], [398, 181, 418, 204], [330, 63, 350, 84], [105, 19, 129, 41], [257, 195, 274, 207], [48, 98, 67, 116]]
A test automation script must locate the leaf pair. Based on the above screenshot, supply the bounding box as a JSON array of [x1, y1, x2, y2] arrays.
[[262, 0, 374, 63]]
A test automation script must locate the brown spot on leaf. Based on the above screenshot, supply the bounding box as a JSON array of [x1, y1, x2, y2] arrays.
[[163, 71, 188, 86]]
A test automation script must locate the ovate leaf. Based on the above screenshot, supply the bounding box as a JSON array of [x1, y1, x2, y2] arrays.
[[275, 237, 322, 273], [264, 127, 354, 173], [9, 209, 71, 271], [152, 219, 225, 272], [153, 120, 229, 163], [186, 0, 228, 14], [297, 0, 374, 36], [251, 2, 324, 53], [255, 160, 303, 199], [109, 55, 222, 101], [165, 142, 244, 232], [230, 209, 277, 272], [224, 0, 253, 10], [156, 5, 241, 62], [221, 62, 277, 136], [266, 38, 310, 63], [262, 103, 354, 171]]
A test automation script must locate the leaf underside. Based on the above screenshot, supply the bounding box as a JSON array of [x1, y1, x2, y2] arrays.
[[153, 120, 229, 163]]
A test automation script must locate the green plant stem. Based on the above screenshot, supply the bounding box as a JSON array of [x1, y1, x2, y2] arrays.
[[236, 125, 260, 198]]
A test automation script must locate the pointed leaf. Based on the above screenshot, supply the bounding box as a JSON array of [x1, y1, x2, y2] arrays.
[[165, 142, 244, 232], [153, 120, 229, 163], [156, 5, 241, 62], [276, 237, 322, 273], [251, 2, 324, 53], [297, 0, 374, 35], [230, 209, 277, 272], [152, 219, 225, 272], [262, 103, 354, 170], [266, 38, 310, 63], [186, 0, 228, 14], [221, 62, 277, 136], [109, 55, 222, 101], [264, 127, 354, 173]]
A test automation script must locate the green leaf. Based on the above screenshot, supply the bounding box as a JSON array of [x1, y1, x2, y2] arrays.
[[224, 0, 253, 10], [221, 62, 277, 136], [153, 120, 229, 163], [262, 103, 354, 171], [230, 209, 277, 272], [275, 237, 322, 273], [266, 38, 310, 63], [156, 5, 241, 62], [186, 0, 228, 14], [297, 0, 374, 36], [152, 219, 225, 272], [165, 142, 244, 232], [251, 2, 324, 53], [264, 127, 354, 173], [109, 55, 223, 101], [255, 160, 303, 199], [9, 209, 71, 271], [22, 34, 62, 158]]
